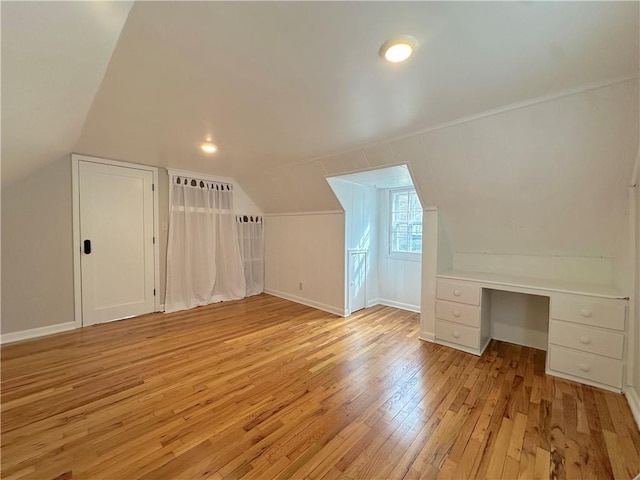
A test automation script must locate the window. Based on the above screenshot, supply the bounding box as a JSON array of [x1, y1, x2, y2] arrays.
[[389, 188, 422, 254]]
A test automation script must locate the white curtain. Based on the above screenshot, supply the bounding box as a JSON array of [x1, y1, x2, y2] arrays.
[[236, 215, 264, 296], [165, 176, 246, 313]]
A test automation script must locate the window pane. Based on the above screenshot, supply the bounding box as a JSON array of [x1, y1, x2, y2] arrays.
[[390, 188, 423, 254], [392, 212, 407, 225], [409, 192, 421, 212], [393, 192, 408, 212]]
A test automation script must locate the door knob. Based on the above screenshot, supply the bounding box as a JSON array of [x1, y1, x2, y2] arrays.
[[453, 289, 461, 297]]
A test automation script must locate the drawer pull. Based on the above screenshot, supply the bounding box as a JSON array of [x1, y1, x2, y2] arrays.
[[453, 289, 461, 297], [453, 310, 461, 317], [578, 363, 590, 372], [579, 336, 591, 345], [579, 309, 592, 318], [452, 331, 460, 339]]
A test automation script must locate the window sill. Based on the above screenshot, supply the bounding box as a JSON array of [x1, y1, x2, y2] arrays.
[[386, 253, 422, 262]]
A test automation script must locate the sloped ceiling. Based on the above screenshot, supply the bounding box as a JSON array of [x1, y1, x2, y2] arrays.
[[75, 1, 638, 178], [1, 1, 133, 185], [2, 2, 639, 258]]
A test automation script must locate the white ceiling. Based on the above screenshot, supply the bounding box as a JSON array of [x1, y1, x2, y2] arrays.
[[73, 1, 639, 177], [329, 165, 414, 189], [1, 1, 133, 185], [2, 1, 639, 259]]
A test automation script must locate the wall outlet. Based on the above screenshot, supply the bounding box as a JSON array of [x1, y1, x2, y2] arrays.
[[299, 282, 303, 290]]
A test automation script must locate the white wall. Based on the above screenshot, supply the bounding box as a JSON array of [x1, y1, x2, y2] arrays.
[[264, 213, 345, 316], [420, 209, 440, 341], [626, 164, 640, 428], [489, 291, 549, 350], [377, 189, 421, 312], [451, 253, 614, 285], [240, 80, 638, 260], [1, 157, 75, 334], [326, 178, 378, 312]]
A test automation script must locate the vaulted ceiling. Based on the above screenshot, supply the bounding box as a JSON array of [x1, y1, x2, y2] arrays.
[[2, 1, 639, 256]]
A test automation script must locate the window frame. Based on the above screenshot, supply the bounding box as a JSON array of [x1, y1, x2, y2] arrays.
[[387, 187, 423, 260]]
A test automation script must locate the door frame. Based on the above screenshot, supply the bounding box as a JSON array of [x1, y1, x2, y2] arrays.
[[347, 249, 368, 316], [71, 154, 161, 328]]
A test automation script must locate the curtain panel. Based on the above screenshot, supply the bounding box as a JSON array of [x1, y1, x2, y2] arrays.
[[236, 215, 264, 296], [165, 176, 246, 313]]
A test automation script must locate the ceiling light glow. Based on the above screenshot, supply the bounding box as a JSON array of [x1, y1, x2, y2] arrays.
[[380, 36, 417, 63], [201, 142, 218, 154]]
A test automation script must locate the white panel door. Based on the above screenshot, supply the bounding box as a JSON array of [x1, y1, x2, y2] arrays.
[[79, 161, 155, 326], [349, 251, 366, 314]]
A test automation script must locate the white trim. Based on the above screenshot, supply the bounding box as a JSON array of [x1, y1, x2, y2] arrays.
[[1, 322, 75, 344], [419, 331, 435, 342], [633, 146, 640, 186], [628, 185, 637, 388], [264, 289, 346, 317], [625, 387, 640, 431], [546, 367, 623, 394], [377, 298, 421, 313], [152, 168, 160, 313], [279, 75, 638, 173], [263, 210, 344, 217], [72, 155, 82, 329], [160, 303, 165, 312], [435, 336, 491, 357], [166, 168, 234, 185], [71, 154, 161, 326], [367, 298, 380, 308]]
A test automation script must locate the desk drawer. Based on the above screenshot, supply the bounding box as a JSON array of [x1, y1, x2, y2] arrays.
[[436, 319, 479, 350], [549, 319, 624, 360], [436, 300, 480, 328], [551, 294, 625, 331], [436, 280, 480, 306], [548, 346, 623, 389]]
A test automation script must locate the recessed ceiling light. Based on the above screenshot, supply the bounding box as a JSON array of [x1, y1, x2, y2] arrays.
[[380, 35, 417, 63], [201, 142, 218, 154]]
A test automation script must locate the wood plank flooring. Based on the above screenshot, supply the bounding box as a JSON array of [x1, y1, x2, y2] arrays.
[[2, 294, 639, 479]]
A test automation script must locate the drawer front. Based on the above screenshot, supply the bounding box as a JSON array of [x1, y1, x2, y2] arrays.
[[436, 320, 479, 350], [551, 294, 625, 331], [548, 346, 623, 389], [436, 300, 481, 328], [549, 319, 624, 360], [436, 280, 480, 306]]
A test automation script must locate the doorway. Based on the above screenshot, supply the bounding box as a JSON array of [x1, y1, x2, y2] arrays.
[[72, 155, 160, 327]]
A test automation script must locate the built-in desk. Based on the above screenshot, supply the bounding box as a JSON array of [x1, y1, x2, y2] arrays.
[[434, 270, 629, 392]]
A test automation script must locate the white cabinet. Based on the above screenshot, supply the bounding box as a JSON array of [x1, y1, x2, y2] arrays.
[[548, 293, 626, 391], [433, 271, 628, 393], [435, 280, 490, 355]]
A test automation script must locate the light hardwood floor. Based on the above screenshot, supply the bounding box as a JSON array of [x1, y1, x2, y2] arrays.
[[2, 294, 640, 479]]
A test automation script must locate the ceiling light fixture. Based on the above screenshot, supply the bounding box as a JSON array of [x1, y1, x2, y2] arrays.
[[201, 135, 218, 154], [201, 142, 218, 154], [380, 35, 417, 63]]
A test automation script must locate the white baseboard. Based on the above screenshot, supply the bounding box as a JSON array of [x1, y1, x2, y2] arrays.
[[159, 304, 165, 312], [264, 289, 346, 317], [377, 299, 421, 313], [1, 321, 76, 344], [367, 298, 381, 308], [419, 331, 435, 342], [625, 387, 640, 431]]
